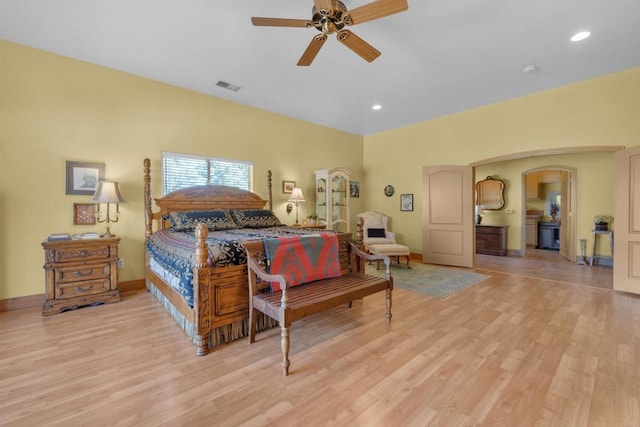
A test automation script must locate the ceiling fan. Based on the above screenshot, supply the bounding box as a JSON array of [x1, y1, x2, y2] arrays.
[[251, 0, 409, 66]]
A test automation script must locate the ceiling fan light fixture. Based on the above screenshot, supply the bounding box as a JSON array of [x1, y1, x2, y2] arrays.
[[251, 0, 409, 66], [570, 31, 591, 42]]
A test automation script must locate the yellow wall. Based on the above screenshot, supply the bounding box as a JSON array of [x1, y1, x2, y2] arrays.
[[0, 40, 364, 299], [2, 38, 640, 300], [363, 68, 640, 254]]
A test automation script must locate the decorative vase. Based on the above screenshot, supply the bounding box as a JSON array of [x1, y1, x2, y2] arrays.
[[476, 214, 483, 225], [595, 222, 609, 231]]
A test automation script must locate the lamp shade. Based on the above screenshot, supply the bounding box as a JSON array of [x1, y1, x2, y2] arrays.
[[288, 188, 305, 203], [91, 181, 125, 203]]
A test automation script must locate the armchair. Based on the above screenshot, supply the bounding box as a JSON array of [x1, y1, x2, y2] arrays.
[[357, 211, 396, 250], [357, 211, 410, 269]]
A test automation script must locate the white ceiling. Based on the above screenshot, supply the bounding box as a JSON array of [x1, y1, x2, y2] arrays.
[[2, 1, 640, 136]]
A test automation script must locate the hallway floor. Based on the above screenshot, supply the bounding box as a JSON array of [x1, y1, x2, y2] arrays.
[[474, 247, 613, 290]]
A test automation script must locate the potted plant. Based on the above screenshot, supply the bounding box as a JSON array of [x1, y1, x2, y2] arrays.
[[307, 212, 319, 225], [593, 215, 612, 231], [550, 203, 560, 221]]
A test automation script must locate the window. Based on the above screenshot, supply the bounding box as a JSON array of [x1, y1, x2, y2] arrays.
[[162, 152, 253, 195], [546, 190, 561, 218]]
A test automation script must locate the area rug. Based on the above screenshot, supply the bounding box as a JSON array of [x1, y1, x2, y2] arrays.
[[367, 262, 489, 298]]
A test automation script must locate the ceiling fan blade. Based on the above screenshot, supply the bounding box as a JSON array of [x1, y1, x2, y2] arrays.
[[313, 0, 335, 12], [251, 17, 313, 28], [336, 30, 381, 62], [297, 34, 328, 66], [346, 0, 408, 25]]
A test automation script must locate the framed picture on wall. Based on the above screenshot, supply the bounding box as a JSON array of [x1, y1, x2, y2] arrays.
[[73, 203, 96, 225], [282, 180, 295, 194], [350, 181, 360, 198], [66, 161, 105, 195], [401, 194, 413, 211]]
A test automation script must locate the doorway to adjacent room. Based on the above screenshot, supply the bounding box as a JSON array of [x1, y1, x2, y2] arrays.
[[522, 167, 576, 263]]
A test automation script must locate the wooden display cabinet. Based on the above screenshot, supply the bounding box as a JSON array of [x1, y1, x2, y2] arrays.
[[315, 167, 351, 233]]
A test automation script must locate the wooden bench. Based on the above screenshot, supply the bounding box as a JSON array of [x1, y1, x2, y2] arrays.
[[243, 236, 393, 376]]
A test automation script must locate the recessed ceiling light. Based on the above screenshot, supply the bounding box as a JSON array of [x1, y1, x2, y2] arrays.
[[372, 104, 382, 110], [571, 31, 591, 42], [523, 65, 538, 73]]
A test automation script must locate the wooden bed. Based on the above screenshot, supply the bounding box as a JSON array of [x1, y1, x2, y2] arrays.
[[143, 158, 357, 356]]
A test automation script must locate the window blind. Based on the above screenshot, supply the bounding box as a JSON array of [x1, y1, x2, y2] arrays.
[[162, 152, 252, 195]]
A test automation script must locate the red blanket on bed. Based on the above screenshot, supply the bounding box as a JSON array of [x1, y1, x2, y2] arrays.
[[263, 234, 342, 292]]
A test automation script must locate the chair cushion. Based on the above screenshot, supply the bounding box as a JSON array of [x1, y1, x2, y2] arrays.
[[369, 243, 410, 256], [367, 228, 386, 238], [365, 237, 396, 245]]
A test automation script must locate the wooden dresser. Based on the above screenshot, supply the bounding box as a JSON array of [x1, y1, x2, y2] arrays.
[[476, 225, 509, 256], [42, 237, 121, 315]]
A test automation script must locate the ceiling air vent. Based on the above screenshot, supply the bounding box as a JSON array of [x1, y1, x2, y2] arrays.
[[216, 81, 241, 92]]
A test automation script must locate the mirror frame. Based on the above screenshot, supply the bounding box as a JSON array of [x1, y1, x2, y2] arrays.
[[476, 176, 505, 210]]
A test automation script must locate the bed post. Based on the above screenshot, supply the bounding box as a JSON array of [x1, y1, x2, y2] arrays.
[[193, 223, 211, 356], [351, 217, 366, 273], [267, 170, 273, 211], [356, 216, 364, 249], [144, 158, 153, 239], [193, 223, 209, 269]]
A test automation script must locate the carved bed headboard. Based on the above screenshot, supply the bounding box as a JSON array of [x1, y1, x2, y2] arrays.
[[143, 158, 273, 238]]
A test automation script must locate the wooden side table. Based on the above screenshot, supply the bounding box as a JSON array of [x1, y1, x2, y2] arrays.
[[590, 230, 613, 267], [475, 225, 509, 256], [292, 223, 327, 229], [42, 237, 121, 315]]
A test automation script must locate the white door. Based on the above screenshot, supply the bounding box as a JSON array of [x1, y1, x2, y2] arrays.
[[614, 146, 640, 294], [422, 166, 474, 267]]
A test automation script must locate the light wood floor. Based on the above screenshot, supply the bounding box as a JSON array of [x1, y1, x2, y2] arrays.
[[475, 248, 614, 290], [1, 260, 637, 426]]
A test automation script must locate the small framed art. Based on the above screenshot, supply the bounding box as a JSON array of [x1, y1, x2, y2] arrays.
[[400, 194, 413, 211], [350, 181, 360, 198], [73, 203, 96, 225], [282, 180, 295, 194], [66, 161, 105, 195]]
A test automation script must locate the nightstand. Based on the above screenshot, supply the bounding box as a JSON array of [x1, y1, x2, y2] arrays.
[[42, 237, 122, 315], [292, 224, 327, 229]]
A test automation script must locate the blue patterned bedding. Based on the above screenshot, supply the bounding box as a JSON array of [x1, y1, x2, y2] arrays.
[[146, 226, 332, 307]]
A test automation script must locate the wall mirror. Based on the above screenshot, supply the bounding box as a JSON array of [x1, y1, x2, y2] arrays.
[[476, 176, 505, 210]]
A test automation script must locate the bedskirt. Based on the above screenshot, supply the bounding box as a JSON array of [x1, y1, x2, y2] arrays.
[[146, 279, 278, 349]]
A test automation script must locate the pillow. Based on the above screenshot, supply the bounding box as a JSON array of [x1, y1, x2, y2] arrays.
[[231, 209, 281, 228], [367, 228, 386, 238], [165, 209, 237, 231]]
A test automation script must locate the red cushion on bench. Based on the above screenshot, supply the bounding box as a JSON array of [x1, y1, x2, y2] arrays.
[[263, 234, 342, 291]]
